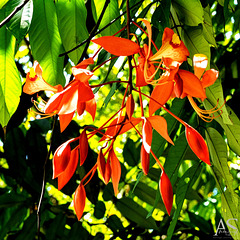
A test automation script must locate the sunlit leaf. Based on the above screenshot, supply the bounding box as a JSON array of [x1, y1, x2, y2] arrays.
[[172, 0, 203, 26], [0, 10, 21, 127], [55, 0, 89, 64], [29, 0, 65, 86], [5, 0, 33, 42]]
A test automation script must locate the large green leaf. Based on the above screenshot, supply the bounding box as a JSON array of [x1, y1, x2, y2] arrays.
[[164, 133, 188, 185], [92, 0, 121, 36], [172, 0, 203, 26], [203, 5, 217, 47], [0, 11, 21, 128], [116, 197, 158, 230], [183, 25, 210, 62], [205, 102, 240, 156], [206, 127, 235, 195], [55, 0, 89, 65], [166, 162, 202, 239], [0, 0, 9, 9], [5, 0, 33, 42], [221, 190, 240, 240], [29, 0, 65, 86]]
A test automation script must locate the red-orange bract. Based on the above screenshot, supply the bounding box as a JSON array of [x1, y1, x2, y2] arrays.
[[185, 124, 211, 165], [74, 183, 86, 220], [159, 170, 173, 216], [91, 36, 140, 56]]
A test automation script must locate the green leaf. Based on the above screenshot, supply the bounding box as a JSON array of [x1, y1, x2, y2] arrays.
[[204, 78, 232, 125], [166, 162, 202, 240], [205, 102, 240, 156], [68, 222, 89, 240], [116, 197, 158, 230], [92, 0, 121, 36], [0, 0, 9, 9], [5, 0, 33, 43], [203, 5, 217, 47], [164, 133, 188, 185], [221, 189, 240, 240], [131, 181, 166, 213], [183, 25, 210, 62], [107, 215, 125, 233], [172, 0, 203, 26], [55, 0, 89, 65], [29, 0, 65, 86], [0, 10, 21, 128], [94, 201, 106, 219], [123, 138, 140, 167], [206, 127, 235, 195]]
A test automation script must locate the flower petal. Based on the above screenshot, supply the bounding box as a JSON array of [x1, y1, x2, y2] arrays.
[[150, 28, 189, 63], [149, 81, 174, 116], [58, 147, 79, 190], [178, 69, 207, 99], [142, 118, 152, 154], [59, 112, 75, 132], [148, 115, 174, 145], [74, 183, 86, 220], [185, 124, 210, 165], [85, 98, 97, 121], [201, 69, 218, 89], [78, 82, 94, 102], [193, 54, 208, 79], [141, 144, 150, 175], [91, 36, 140, 56], [159, 170, 173, 215]]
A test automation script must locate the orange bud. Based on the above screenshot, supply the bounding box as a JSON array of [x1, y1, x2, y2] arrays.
[[159, 170, 173, 215], [74, 183, 86, 220], [185, 124, 210, 165]]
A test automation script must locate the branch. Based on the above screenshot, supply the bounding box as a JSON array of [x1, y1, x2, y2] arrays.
[[0, 0, 30, 29], [59, 0, 145, 57]]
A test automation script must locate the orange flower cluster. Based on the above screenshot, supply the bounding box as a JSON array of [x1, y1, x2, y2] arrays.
[[24, 19, 221, 219]]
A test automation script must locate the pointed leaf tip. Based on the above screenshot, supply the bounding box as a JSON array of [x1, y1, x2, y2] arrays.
[[74, 184, 86, 220], [185, 124, 211, 165], [159, 171, 173, 215]]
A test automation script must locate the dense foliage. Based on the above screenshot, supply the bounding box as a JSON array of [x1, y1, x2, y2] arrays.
[[0, 0, 240, 239]]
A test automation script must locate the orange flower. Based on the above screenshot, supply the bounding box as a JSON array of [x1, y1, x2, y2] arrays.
[[23, 61, 63, 95], [44, 61, 96, 132], [174, 54, 220, 122], [136, 19, 189, 85]]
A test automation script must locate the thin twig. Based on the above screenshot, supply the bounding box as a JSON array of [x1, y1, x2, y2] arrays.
[[37, 115, 57, 239], [0, 0, 30, 29], [76, 0, 110, 64], [59, 0, 144, 57]]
